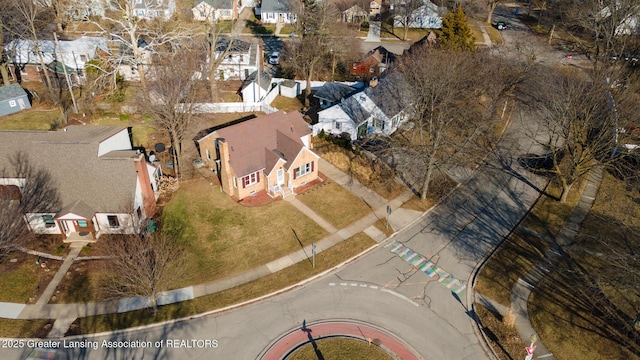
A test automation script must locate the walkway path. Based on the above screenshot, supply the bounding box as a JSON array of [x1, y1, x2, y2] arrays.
[[365, 21, 382, 42], [476, 168, 603, 360], [258, 320, 420, 360], [36, 244, 85, 306], [3, 155, 421, 339]]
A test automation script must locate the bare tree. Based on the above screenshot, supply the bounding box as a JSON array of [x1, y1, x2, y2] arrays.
[[389, 47, 512, 199], [0, 152, 61, 262], [485, 0, 508, 25], [139, 45, 201, 180], [559, 0, 640, 69], [198, 17, 237, 101], [282, 0, 356, 107], [526, 67, 636, 202], [9, 0, 54, 89], [393, 0, 426, 41], [102, 231, 185, 314], [91, 0, 194, 92]]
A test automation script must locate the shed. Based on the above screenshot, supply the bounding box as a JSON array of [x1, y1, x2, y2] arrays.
[[0, 84, 31, 116], [279, 79, 300, 98]]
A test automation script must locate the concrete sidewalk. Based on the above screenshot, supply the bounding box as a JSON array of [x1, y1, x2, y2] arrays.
[[7, 155, 421, 333]]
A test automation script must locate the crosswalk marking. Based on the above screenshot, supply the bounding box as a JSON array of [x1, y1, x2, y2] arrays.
[[389, 241, 466, 295]]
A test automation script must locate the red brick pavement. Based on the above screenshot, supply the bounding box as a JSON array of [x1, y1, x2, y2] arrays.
[[260, 321, 420, 360]]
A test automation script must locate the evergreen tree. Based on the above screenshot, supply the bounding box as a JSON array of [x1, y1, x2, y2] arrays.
[[438, 6, 476, 51]]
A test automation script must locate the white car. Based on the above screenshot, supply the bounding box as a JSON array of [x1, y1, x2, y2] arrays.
[[268, 51, 280, 65]]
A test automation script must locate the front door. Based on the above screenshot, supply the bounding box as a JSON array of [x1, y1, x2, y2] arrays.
[[61, 220, 73, 236], [277, 168, 285, 185]]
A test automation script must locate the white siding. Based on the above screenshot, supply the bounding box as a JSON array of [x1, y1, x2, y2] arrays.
[[94, 213, 137, 236], [97, 128, 132, 156], [25, 213, 61, 234]]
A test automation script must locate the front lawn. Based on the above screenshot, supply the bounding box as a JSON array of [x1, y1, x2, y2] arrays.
[[0, 108, 61, 130], [297, 180, 371, 229], [162, 179, 329, 288], [64, 232, 376, 336]]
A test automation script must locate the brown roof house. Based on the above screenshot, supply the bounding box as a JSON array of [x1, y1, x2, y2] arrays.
[[0, 126, 161, 241], [197, 111, 319, 200]]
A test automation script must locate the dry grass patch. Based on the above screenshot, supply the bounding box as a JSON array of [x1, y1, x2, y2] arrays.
[[401, 174, 457, 212], [162, 179, 328, 288], [89, 113, 154, 148], [270, 95, 304, 112], [66, 233, 375, 335], [297, 180, 371, 229], [0, 108, 61, 130], [528, 173, 640, 360], [0, 319, 54, 338], [313, 139, 406, 200], [476, 304, 528, 360], [288, 338, 393, 360]]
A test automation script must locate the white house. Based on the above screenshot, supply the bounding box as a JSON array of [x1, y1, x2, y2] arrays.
[[260, 0, 296, 24], [0, 126, 161, 241], [132, 0, 176, 20], [313, 75, 410, 140], [240, 70, 273, 103], [6, 37, 109, 85], [192, 0, 238, 22], [393, 0, 443, 29], [214, 38, 261, 80]]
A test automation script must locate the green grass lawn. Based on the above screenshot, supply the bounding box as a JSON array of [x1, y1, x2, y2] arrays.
[[63, 232, 375, 336], [162, 179, 329, 288], [270, 95, 304, 112], [288, 338, 393, 360], [380, 23, 430, 41], [0, 256, 41, 303], [90, 114, 154, 148], [296, 181, 371, 229], [0, 109, 61, 130]]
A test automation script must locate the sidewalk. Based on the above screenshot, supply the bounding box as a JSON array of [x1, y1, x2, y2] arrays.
[[5, 156, 422, 335], [477, 168, 603, 360]]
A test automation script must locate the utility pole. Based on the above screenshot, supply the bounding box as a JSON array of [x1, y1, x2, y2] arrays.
[[53, 32, 78, 113]]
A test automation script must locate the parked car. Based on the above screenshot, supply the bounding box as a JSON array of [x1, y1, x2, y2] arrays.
[[268, 51, 280, 65], [497, 21, 507, 30]]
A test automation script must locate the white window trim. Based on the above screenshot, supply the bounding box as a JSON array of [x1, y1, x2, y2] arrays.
[[296, 162, 312, 177], [9, 100, 16, 107], [233, 177, 237, 188], [243, 172, 259, 187]]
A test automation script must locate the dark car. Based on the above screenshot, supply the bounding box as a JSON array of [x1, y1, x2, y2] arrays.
[[374, 13, 381, 21], [497, 21, 507, 30]]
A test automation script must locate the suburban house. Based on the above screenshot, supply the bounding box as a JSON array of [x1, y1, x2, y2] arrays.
[[132, 0, 176, 19], [64, 0, 106, 20], [392, 0, 443, 29], [192, 0, 239, 21], [350, 46, 397, 77], [197, 111, 319, 200], [240, 70, 273, 102], [0, 126, 162, 241], [313, 74, 410, 140], [6, 37, 109, 86], [313, 82, 357, 109], [0, 84, 31, 116], [214, 38, 261, 80], [342, 5, 368, 24], [259, 0, 297, 24]]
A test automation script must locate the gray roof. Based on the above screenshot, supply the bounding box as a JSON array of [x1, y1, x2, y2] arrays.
[[339, 92, 371, 126], [364, 73, 409, 118], [314, 83, 356, 103], [242, 70, 272, 92], [194, 0, 232, 8], [0, 126, 140, 218], [261, 0, 291, 13], [0, 84, 28, 101]]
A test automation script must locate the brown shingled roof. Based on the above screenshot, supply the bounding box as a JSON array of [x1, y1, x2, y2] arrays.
[[212, 111, 311, 177]]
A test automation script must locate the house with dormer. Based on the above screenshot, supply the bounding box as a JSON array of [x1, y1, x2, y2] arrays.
[[259, 0, 297, 24], [313, 74, 410, 140], [214, 38, 261, 80], [192, 0, 239, 22], [0, 126, 161, 241], [197, 111, 319, 200]]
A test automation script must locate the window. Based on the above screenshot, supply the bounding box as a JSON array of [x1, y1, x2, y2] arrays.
[[77, 220, 88, 227], [136, 207, 142, 219], [242, 172, 259, 188], [334, 122, 341, 130], [42, 215, 56, 228], [107, 215, 119, 228], [80, 54, 87, 62], [206, 149, 211, 161], [9, 100, 16, 107], [233, 177, 237, 188], [294, 162, 314, 179], [374, 118, 385, 130]]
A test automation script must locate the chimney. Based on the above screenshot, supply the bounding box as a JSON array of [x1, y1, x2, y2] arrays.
[[369, 76, 379, 88], [133, 153, 156, 218]]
